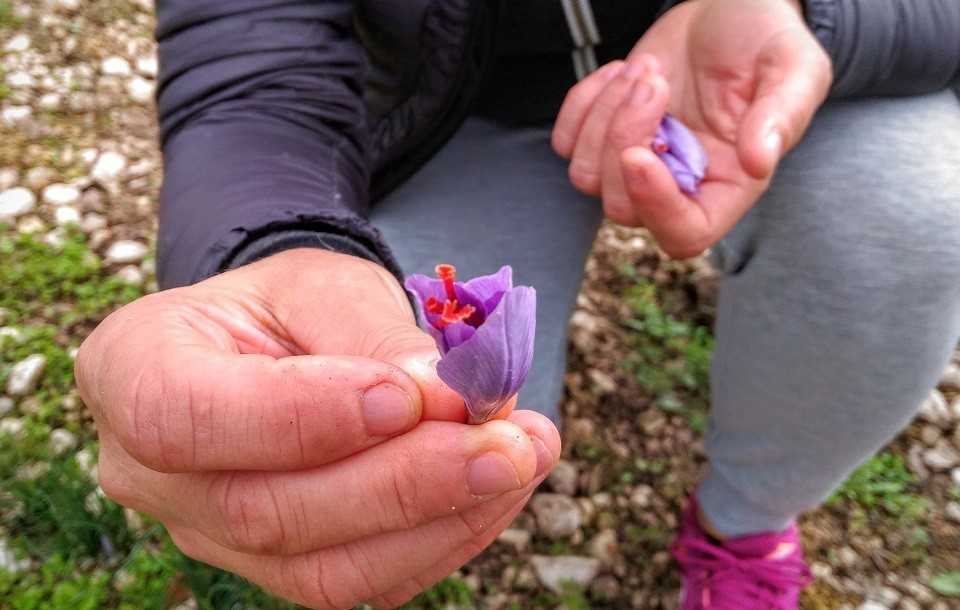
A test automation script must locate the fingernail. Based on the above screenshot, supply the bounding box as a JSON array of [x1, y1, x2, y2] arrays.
[[466, 452, 522, 496], [631, 81, 653, 106], [531, 436, 553, 478], [362, 383, 416, 437]]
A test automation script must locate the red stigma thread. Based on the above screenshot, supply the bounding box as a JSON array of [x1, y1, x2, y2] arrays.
[[428, 264, 476, 328], [654, 141, 670, 154]]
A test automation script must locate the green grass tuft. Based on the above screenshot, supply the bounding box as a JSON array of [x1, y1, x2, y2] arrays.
[[828, 452, 927, 522]]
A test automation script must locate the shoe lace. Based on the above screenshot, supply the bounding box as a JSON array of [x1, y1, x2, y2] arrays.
[[672, 538, 812, 609]]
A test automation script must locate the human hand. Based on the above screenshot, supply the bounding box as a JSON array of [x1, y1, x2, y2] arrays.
[[75, 248, 559, 609], [552, 0, 832, 257]]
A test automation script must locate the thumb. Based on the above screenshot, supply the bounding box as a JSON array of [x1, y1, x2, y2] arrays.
[[367, 321, 469, 423], [738, 29, 832, 178]]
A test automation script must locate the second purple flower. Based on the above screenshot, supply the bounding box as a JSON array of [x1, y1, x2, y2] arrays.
[[654, 114, 708, 195]]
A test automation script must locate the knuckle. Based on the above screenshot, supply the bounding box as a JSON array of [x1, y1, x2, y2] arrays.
[[569, 162, 600, 195], [383, 463, 426, 532], [210, 472, 288, 554]]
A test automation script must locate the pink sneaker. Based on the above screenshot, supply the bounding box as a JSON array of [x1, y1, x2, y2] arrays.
[[671, 498, 812, 609]]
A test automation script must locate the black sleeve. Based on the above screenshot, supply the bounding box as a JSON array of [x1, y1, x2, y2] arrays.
[[155, 0, 401, 289], [805, 0, 960, 97]]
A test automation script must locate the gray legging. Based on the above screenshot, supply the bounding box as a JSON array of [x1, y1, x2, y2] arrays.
[[371, 90, 960, 537]]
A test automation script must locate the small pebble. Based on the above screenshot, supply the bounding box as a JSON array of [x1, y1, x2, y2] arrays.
[[42, 183, 80, 206], [0, 397, 13, 417], [6, 354, 47, 396], [49, 429, 78, 455], [105, 240, 148, 264], [0, 187, 37, 221], [101, 56, 131, 77], [114, 265, 144, 286], [54, 205, 81, 226], [91, 151, 127, 183]]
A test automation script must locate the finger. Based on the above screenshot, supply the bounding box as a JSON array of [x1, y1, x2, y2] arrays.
[[738, 31, 832, 178], [621, 146, 764, 258], [93, 336, 428, 473], [167, 483, 538, 609], [551, 60, 625, 158], [567, 61, 648, 196], [102, 413, 559, 556], [600, 73, 670, 226]]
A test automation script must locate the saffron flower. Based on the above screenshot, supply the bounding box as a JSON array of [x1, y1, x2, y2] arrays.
[[405, 264, 536, 424], [653, 114, 708, 195]]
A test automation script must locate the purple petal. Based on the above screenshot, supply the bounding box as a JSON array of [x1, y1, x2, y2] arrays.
[[436, 286, 536, 424], [655, 114, 707, 194], [443, 321, 476, 350], [463, 266, 513, 314]]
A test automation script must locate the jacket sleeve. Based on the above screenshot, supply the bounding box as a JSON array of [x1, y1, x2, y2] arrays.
[[805, 0, 960, 97], [155, 0, 401, 289]]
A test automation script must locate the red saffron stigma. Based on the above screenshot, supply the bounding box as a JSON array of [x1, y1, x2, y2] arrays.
[[429, 264, 476, 328], [654, 141, 669, 154], [436, 264, 458, 301]]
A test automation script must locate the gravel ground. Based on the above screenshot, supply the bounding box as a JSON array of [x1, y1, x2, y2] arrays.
[[1, 1, 959, 609]]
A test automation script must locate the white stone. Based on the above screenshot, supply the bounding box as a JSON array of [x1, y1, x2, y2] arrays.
[[4, 34, 30, 53], [114, 265, 144, 286], [42, 183, 80, 206], [54, 0, 82, 11], [6, 71, 36, 89], [43, 229, 65, 249], [547, 459, 578, 495], [81, 213, 107, 233], [529, 555, 600, 594], [496, 528, 531, 553], [919, 390, 952, 427], [38, 92, 61, 111], [939, 363, 960, 391], [49, 428, 78, 455], [6, 354, 47, 396], [25, 166, 57, 190], [0, 397, 13, 416], [54, 205, 81, 226], [0, 187, 36, 221], [135, 55, 158, 77], [126, 76, 154, 104], [91, 151, 127, 182], [951, 468, 960, 487], [868, 587, 901, 607], [630, 485, 654, 509], [0, 539, 31, 574], [922, 442, 960, 471], [0, 418, 25, 438], [587, 529, 619, 565], [74, 447, 97, 480], [101, 56, 131, 77], [898, 599, 921, 610], [17, 216, 45, 234], [0, 168, 17, 191], [105, 240, 148, 264], [530, 493, 582, 540], [1, 105, 32, 126], [857, 603, 888, 610], [946, 502, 960, 523]]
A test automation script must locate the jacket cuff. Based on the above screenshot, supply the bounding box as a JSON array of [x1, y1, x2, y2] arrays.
[[226, 229, 387, 271]]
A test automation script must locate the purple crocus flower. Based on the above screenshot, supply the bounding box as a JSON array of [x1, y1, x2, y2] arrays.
[[653, 114, 708, 195], [405, 264, 536, 424]]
